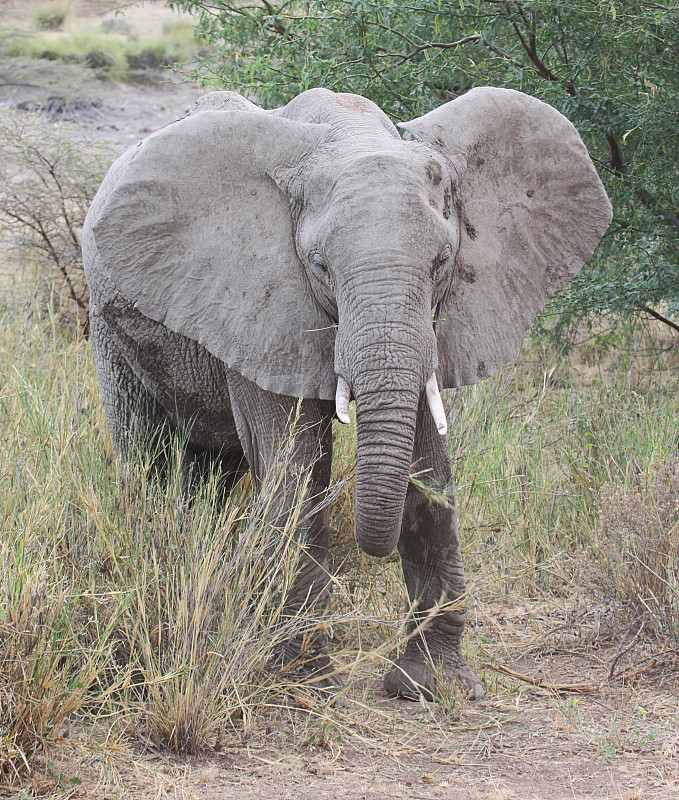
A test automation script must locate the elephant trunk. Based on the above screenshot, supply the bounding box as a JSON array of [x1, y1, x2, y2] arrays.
[[352, 377, 421, 557], [336, 311, 437, 558]]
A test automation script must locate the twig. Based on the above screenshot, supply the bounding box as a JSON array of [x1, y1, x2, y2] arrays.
[[609, 644, 670, 684], [381, 34, 482, 65], [516, 609, 591, 657], [484, 662, 600, 693], [608, 613, 646, 681]]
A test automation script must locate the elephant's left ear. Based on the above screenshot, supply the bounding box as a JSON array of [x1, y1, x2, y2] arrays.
[[401, 87, 612, 389]]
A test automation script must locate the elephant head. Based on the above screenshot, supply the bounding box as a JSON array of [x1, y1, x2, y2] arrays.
[[86, 87, 612, 558]]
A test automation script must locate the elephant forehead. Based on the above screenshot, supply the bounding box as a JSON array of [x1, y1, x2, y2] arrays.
[[304, 138, 449, 195]]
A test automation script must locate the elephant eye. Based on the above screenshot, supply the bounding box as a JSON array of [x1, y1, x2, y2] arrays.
[[433, 243, 453, 281], [438, 243, 453, 266], [310, 251, 328, 276]]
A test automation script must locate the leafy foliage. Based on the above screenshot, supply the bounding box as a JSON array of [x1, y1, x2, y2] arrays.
[[169, 0, 679, 335]]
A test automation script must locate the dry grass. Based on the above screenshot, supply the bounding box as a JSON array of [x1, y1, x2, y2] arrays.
[[597, 460, 679, 641], [0, 282, 412, 779], [1, 275, 678, 795]]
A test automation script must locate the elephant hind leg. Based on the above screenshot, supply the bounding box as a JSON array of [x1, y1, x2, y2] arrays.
[[180, 443, 247, 502], [90, 307, 174, 471]]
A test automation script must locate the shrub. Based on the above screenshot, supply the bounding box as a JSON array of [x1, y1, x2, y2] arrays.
[[597, 461, 679, 640], [0, 111, 114, 332], [33, 1, 70, 31]]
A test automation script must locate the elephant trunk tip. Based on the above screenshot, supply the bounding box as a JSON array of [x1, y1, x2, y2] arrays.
[[357, 532, 399, 559]]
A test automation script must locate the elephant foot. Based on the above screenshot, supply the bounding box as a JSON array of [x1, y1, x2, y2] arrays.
[[383, 656, 437, 701], [276, 632, 345, 696], [383, 652, 484, 702], [297, 651, 345, 694], [455, 659, 485, 701]]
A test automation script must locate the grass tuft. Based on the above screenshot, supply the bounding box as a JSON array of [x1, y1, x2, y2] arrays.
[[32, 2, 70, 31]]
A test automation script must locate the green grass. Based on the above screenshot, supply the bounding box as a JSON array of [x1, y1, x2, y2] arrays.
[[1, 278, 678, 784], [0, 18, 199, 82]]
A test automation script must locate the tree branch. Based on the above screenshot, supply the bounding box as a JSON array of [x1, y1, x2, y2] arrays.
[[380, 34, 482, 65], [500, 3, 576, 95], [641, 306, 679, 333], [479, 37, 529, 72], [607, 134, 679, 233]]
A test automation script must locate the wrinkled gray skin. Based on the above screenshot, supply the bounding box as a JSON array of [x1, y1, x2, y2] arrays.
[[83, 87, 612, 700]]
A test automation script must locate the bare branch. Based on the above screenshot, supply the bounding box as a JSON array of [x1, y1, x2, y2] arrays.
[[379, 34, 482, 65], [641, 306, 679, 333]]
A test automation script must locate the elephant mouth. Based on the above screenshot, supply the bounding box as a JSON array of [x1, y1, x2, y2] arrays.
[[334, 372, 446, 435]]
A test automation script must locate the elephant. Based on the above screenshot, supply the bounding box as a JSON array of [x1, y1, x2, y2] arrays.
[[82, 86, 612, 701]]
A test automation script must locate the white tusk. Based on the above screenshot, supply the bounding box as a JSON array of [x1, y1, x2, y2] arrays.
[[425, 372, 447, 435], [335, 375, 351, 425]]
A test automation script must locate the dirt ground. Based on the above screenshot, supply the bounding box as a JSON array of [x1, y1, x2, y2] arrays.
[[1, 2, 678, 799], [10, 600, 679, 799], [0, 0, 206, 151]]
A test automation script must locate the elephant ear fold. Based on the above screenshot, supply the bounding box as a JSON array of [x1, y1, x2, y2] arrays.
[[400, 87, 612, 389], [89, 110, 337, 400]]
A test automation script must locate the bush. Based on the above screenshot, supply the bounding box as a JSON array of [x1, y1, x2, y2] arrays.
[[33, 2, 70, 31], [597, 461, 679, 641], [0, 111, 114, 332]]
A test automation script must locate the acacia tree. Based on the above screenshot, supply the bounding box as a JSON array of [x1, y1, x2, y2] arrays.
[[169, 0, 679, 335]]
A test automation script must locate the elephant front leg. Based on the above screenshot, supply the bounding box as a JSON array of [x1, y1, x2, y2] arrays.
[[226, 374, 338, 684], [384, 398, 484, 701]]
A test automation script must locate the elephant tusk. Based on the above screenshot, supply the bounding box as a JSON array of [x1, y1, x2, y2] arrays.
[[335, 375, 351, 425], [425, 372, 447, 435]]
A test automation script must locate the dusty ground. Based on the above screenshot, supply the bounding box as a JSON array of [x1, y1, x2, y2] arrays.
[[0, 0, 205, 151], [0, 56, 203, 150], [1, 3, 678, 799], [8, 601, 679, 799]]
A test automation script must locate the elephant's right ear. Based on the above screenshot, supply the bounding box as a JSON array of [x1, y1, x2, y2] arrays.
[[87, 111, 336, 399]]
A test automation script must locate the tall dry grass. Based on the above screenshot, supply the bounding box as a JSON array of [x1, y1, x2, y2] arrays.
[[2, 278, 678, 783], [449, 333, 679, 603], [0, 286, 402, 776]]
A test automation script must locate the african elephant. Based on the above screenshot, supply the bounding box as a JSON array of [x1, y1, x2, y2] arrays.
[[82, 87, 612, 700]]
